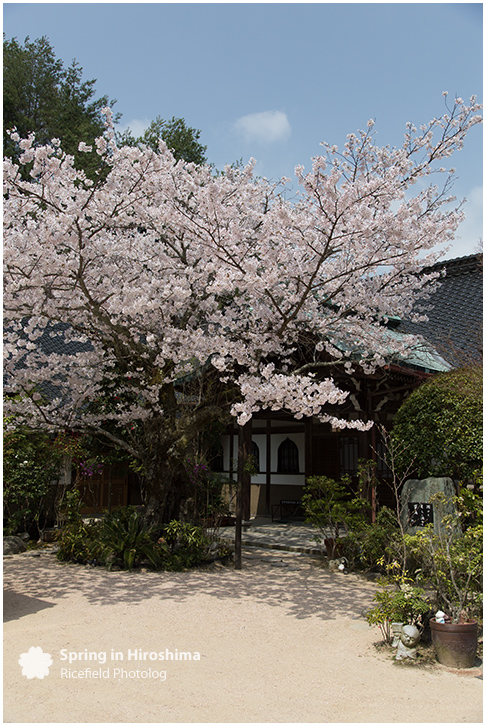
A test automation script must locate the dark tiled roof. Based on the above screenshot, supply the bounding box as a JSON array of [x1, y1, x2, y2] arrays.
[[400, 254, 483, 368]]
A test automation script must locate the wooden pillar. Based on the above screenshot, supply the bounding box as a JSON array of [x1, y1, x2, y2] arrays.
[[265, 419, 272, 515], [235, 419, 251, 570], [242, 421, 251, 521], [305, 417, 312, 478], [367, 390, 377, 524]]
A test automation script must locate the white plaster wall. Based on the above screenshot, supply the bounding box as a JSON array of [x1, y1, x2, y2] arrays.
[[219, 432, 305, 486]]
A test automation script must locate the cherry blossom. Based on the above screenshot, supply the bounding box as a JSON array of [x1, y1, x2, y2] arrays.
[[4, 96, 481, 518]]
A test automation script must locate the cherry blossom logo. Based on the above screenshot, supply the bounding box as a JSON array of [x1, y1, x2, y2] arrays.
[[18, 646, 53, 679]]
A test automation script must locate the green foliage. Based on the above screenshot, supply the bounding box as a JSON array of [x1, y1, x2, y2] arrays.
[[183, 456, 228, 524], [302, 474, 369, 558], [365, 564, 431, 643], [55, 504, 227, 572], [56, 518, 104, 564], [404, 490, 483, 621], [391, 365, 483, 479], [161, 520, 213, 571], [56, 489, 101, 563], [3, 35, 117, 178], [117, 115, 207, 165], [341, 506, 401, 571], [63, 488, 84, 524], [3, 423, 61, 534], [98, 507, 163, 571]]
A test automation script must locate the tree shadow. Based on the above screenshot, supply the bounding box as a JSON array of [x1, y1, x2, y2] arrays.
[[3, 552, 378, 623], [3, 588, 56, 622]]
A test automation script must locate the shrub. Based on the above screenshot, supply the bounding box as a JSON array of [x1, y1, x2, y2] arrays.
[[302, 474, 368, 557], [404, 489, 483, 622], [56, 518, 104, 564], [98, 507, 163, 571], [391, 365, 482, 480], [3, 424, 61, 535], [56, 490, 103, 564], [161, 520, 213, 571], [341, 506, 402, 571], [55, 501, 228, 572], [365, 570, 431, 643]]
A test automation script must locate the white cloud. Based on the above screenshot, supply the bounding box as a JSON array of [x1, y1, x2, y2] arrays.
[[234, 110, 291, 144], [116, 119, 151, 138]]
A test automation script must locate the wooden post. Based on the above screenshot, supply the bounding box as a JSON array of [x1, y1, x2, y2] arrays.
[[265, 419, 271, 515], [368, 394, 377, 525], [235, 420, 251, 570]]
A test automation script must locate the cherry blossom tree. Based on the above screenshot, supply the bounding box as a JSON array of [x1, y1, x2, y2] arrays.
[[4, 97, 482, 522]]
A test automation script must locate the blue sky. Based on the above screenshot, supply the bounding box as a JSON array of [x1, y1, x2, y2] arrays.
[[3, 2, 483, 258]]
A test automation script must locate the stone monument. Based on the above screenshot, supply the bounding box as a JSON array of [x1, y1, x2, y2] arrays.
[[400, 477, 456, 534]]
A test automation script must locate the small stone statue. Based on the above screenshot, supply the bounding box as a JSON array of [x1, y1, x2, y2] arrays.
[[395, 624, 420, 661]]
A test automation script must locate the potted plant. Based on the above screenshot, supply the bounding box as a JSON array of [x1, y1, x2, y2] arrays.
[[302, 474, 368, 559], [406, 489, 483, 668]]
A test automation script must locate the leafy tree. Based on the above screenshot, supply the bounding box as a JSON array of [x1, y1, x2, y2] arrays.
[[4, 35, 206, 173], [3, 35, 117, 176], [391, 365, 483, 480], [117, 115, 207, 165], [3, 97, 482, 524]]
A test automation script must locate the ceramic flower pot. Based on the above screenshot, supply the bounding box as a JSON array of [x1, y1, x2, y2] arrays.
[[429, 617, 478, 668]]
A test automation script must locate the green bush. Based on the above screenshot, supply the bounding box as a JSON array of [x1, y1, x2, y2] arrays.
[[99, 507, 163, 571], [161, 520, 213, 571], [55, 502, 227, 572], [391, 365, 482, 479], [341, 506, 401, 571], [56, 518, 104, 564], [3, 424, 61, 535], [365, 573, 431, 643], [302, 474, 369, 557]]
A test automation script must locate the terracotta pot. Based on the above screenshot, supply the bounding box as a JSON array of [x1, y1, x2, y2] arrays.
[[429, 617, 478, 668]]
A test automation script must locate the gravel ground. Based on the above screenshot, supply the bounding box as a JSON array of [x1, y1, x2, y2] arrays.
[[3, 548, 483, 724]]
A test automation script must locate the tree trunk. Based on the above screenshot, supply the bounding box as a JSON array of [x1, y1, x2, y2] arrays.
[[142, 459, 187, 526]]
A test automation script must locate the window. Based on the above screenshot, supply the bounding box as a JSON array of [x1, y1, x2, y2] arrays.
[[277, 438, 299, 473]]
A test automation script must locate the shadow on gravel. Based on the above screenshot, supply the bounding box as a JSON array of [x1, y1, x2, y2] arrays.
[[3, 551, 377, 623], [3, 587, 56, 622]]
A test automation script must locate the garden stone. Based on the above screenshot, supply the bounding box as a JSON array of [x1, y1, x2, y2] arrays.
[[3, 536, 27, 555], [401, 477, 456, 534]]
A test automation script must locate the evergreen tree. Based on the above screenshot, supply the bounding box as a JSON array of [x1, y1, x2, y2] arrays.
[[3, 35, 116, 177], [4, 35, 207, 171]]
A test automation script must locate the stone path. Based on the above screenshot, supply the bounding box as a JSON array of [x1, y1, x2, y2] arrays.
[[218, 516, 329, 554]]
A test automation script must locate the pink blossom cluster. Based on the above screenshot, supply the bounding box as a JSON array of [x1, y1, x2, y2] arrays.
[[3, 96, 482, 435]]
